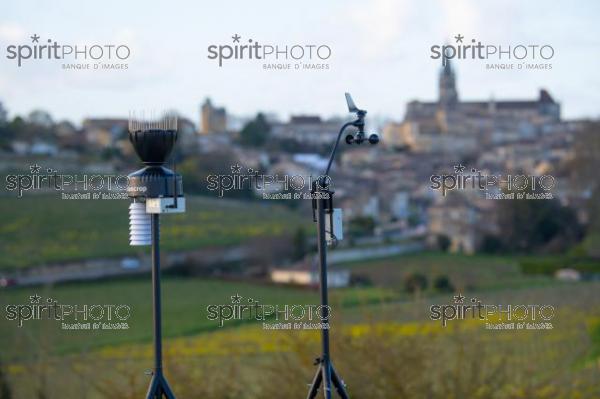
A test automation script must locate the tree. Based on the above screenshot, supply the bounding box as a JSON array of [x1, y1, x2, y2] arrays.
[[292, 227, 308, 261], [403, 272, 428, 294], [0, 360, 12, 399], [495, 195, 582, 253], [178, 150, 254, 199], [0, 116, 22, 149], [480, 234, 504, 253], [348, 216, 376, 237], [27, 109, 53, 128], [436, 234, 451, 252], [239, 113, 270, 147], [0, 101, 7, 125], [568, 121, 600, 257], [433, 275, 454, 292]]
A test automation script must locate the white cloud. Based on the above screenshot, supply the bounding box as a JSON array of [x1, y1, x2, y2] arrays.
[[347, 0, 413, 58], [437, 0, 481, 36], [0, 22, 26, 42]]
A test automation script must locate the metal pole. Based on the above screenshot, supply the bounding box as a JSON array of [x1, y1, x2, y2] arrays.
[[151, 213, 162, 375], [316, 196, 332, 399]]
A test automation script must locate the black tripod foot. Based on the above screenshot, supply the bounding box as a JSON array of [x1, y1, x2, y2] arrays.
[[146, 372, 176, 399], [306, 361, 349, 399], [330, 364, 349, 399]]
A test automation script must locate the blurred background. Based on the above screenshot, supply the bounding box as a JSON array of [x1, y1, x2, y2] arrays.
[[1, 1, 600, 398]]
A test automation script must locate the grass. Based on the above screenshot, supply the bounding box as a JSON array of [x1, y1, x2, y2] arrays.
[[0, 277, 312, 359], [520, 254, 600, 275], [4, 280, 600, 399], [0, 275, 398, 360], [0, 195, 308, 270], [0, 252, 561, 361], [342, 251, 554, 293], [1, 252, 600, 398]]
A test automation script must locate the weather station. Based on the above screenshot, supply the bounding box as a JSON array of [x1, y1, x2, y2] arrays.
[[126, 113, 184, 399], [307, 93, 379, 399]]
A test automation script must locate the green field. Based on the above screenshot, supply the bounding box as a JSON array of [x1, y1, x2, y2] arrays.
[[1, 253, 599, 398], [344, 252, 558, 291], [0, 277, 312, 359], [0, 252, 572, 360], [0, 195, 307, 270]]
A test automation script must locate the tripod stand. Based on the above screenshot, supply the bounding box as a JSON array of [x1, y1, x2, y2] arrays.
[[146, 213, 176, 399]]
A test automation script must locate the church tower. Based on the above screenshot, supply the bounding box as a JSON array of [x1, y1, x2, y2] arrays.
[[439, 59, 458, 106]]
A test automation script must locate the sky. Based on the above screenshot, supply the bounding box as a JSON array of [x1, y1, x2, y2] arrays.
[[0, 0, 598, 126]]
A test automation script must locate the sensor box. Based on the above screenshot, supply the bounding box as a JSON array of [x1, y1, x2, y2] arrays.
[[325, 208, 343, 244], [146, 197, 186, 214]]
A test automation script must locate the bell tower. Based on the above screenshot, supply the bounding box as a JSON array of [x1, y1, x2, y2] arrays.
[[439, 59, 458, 106]]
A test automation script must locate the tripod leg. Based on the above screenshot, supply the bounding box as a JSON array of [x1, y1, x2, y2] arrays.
[[145, 374, 159, 399], [331, 365, 349, 399], [306, 365, 323, 399], [160, 375, 177, 399], [322, 362, 332, 399]]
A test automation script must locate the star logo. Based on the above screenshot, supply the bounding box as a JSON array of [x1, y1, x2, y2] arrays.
[[453, 164, 465, 174], [453, 293, 465, 304], [29, 294, 42, 304], [454, 34, 464, 43], [30, 163, 42, 174], [232, 34, 241, 43], [230, 294, 242, 303], [30, 34, 40, 43], [231, 164, 242, 174]]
